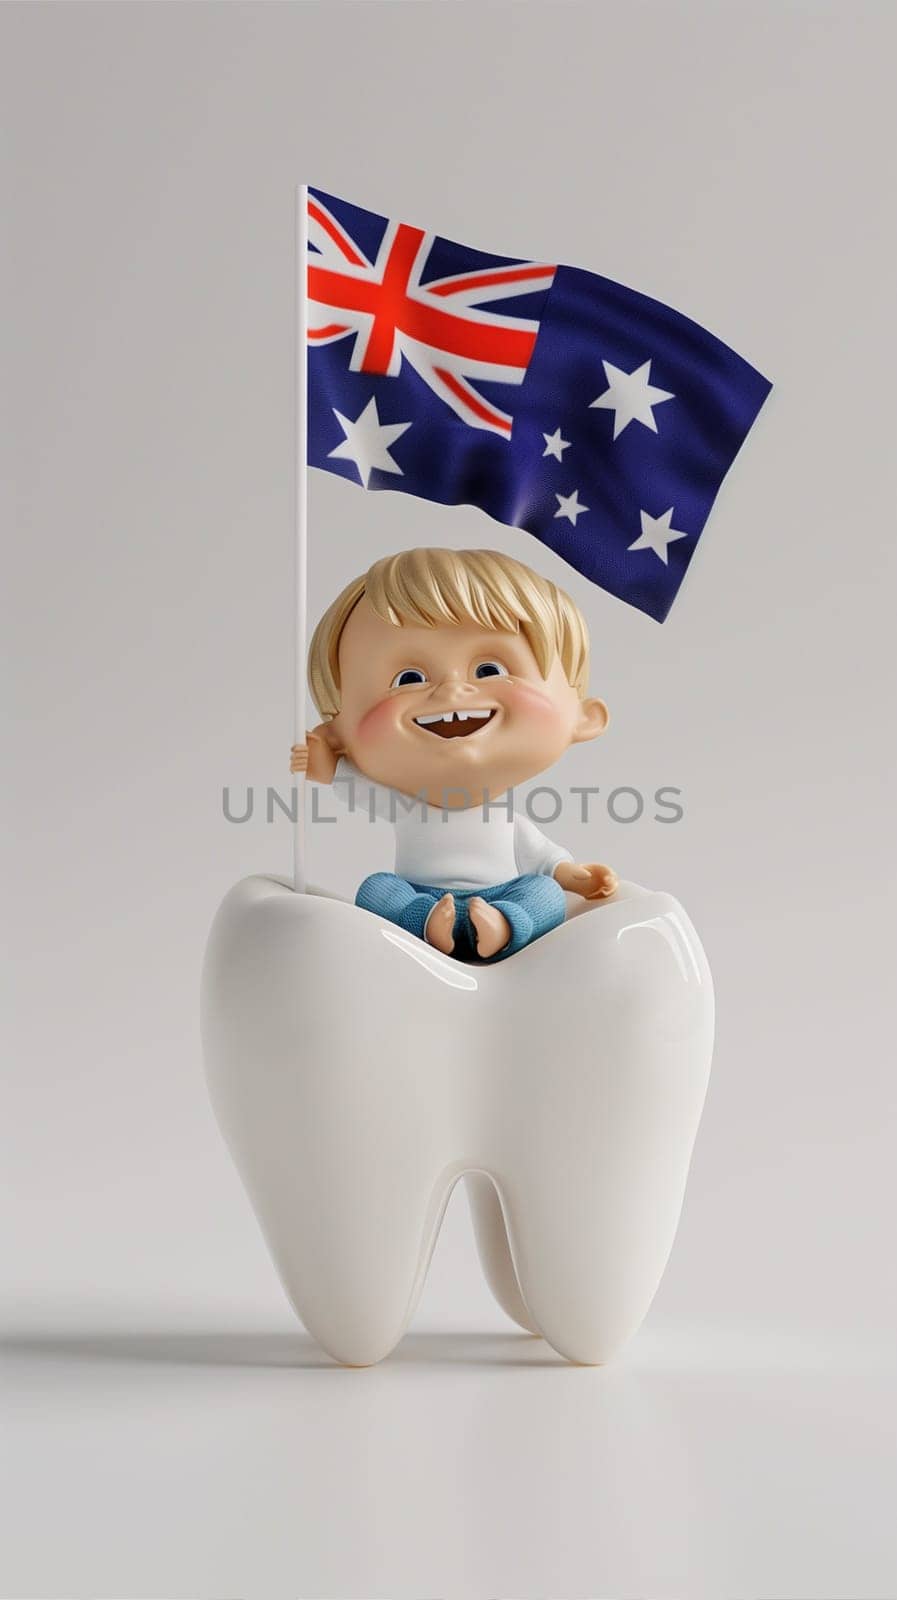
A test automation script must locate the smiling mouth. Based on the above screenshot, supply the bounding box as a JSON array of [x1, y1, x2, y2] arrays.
[[413, 709, 497, 739]]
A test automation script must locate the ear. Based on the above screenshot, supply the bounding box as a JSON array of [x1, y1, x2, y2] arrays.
[[316, 717, 345, 754], [571, 696, 609, 744]]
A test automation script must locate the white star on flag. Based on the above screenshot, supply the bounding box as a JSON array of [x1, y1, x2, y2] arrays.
[[554, 489, 589, 526], [542, 428, 571, 461], [328, 397, 411, 488], [628, 507, 688, 564], [590, 359, 674, 439]]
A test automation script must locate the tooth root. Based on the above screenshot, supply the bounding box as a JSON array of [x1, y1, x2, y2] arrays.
[[466, 1174, 539, 1334], [497, 1167, 683, 1365], [259, 1149, 442, 1366], [482, 908, 713, 1365]]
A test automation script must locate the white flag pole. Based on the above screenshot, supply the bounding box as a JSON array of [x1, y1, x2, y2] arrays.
[[293, 182, 309, 893]]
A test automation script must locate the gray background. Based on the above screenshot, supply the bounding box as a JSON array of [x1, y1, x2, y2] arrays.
[[2, 3, 895, 1597]]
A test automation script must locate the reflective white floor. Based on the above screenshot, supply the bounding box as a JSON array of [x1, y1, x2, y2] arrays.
[[2, 1307, 894, 1599]]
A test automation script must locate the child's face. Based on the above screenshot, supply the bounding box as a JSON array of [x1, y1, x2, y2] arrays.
[[327, 597, 608, 802]]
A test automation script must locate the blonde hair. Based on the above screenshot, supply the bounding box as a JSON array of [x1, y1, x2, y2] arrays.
[[308, 547, 590, 718]]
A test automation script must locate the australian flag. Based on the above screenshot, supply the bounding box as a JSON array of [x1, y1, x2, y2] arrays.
[[306, 187, 772, 622]]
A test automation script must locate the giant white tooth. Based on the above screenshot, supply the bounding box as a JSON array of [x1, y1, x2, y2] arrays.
[[202, 879, 713, 1366], [415, 713, 442, 725], [468, 710, 491, 719]]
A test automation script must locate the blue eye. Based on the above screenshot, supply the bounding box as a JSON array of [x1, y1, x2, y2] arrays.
[[391, 668, 428, 688], [474, 660, 509, 679]]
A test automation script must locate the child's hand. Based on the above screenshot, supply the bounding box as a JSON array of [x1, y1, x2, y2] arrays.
[[554, 860, 619, 900], [289, 725, 340, 783]]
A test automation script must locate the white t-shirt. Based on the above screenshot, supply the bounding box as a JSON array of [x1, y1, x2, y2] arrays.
[[334, 757, 572, 892]]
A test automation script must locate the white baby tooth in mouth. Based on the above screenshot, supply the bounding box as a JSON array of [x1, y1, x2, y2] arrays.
[[414, 709, 496, 738]]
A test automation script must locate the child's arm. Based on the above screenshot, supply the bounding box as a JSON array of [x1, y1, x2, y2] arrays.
[[515, 814, 617, 900], [289, 723, 341, 783], [554, 860, 618, 900]]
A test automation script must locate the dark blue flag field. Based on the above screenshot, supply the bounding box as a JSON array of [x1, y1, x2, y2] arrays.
[[306, 187, 771, 621]]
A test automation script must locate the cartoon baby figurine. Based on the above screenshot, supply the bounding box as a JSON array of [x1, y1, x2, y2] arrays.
[[290, 548, 617, 962]]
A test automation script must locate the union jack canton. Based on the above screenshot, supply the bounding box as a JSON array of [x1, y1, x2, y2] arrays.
[[306, 187, 772, 622]]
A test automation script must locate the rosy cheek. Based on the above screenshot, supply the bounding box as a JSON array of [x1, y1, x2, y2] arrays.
[[355, 696, 402, 749], [500, 679, 565, 727]]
